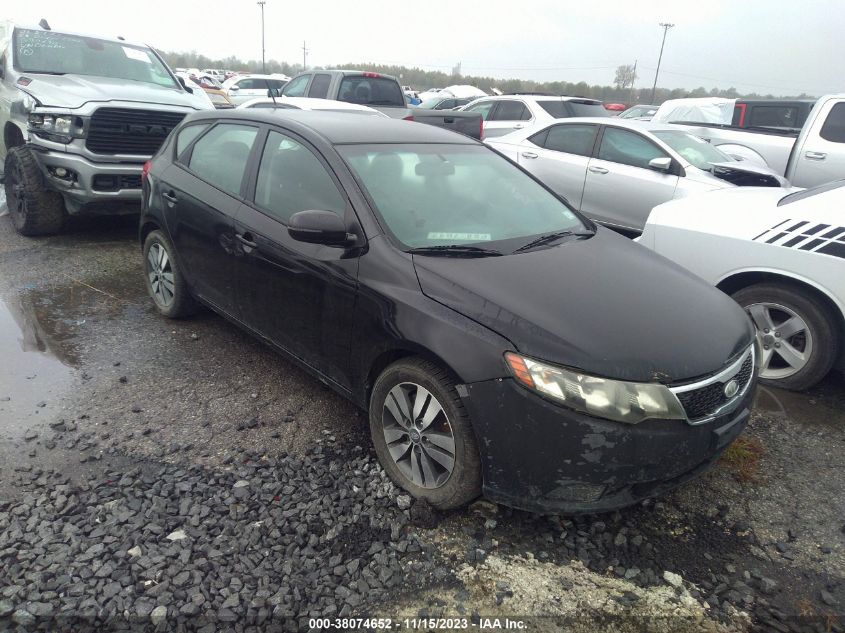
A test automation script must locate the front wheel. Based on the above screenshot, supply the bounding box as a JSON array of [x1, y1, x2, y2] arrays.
[[370, 358, 482, 510], [732, 283, 839, 391], [3, 146, 66, 236]]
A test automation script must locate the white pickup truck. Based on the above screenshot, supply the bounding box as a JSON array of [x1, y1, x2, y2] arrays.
[[639, 181, 845, 391], [655, 94, 845, 188]]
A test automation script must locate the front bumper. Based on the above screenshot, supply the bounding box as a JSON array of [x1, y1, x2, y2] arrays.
[[462, 377, 754, 514], [29, 145, 144, 214]]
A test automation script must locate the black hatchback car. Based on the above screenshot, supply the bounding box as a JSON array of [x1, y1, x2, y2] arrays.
[[140, 110, 757, 514]]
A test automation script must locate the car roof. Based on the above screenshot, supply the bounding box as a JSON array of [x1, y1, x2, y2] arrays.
[[476, 95, 602, 103], [187, 109, 479, 145], [237, 97, 386, 115]]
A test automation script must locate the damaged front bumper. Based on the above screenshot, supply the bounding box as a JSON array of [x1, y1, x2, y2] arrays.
[[462, 376, 754, 514]]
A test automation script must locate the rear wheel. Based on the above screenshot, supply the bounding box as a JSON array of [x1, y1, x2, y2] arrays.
[[370, 358, 482, 510], [732, 283, 838, 391], [143, 230, 198, 318], [3, 146, 65, 236]]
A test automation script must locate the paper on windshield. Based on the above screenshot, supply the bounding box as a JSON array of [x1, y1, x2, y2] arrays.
[[123, 46, 152, 63], [427, 232, 492, 241]]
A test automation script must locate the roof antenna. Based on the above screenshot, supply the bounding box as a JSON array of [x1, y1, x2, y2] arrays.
[[264, 78, 278, 107], [117, 36, 125, 41], [38, 19, 51, 30]]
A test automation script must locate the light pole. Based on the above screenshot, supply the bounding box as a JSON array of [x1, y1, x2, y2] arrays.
[[257, 1, 266, 73], [650, 22, 674, 104]]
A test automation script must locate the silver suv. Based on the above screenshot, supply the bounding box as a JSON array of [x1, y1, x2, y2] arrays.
[[0, 21, 211, 235], [460, 94, 609, 138]]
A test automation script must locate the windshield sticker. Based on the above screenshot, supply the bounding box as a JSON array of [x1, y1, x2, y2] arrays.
[[123, 46, 152, 63], [427, 232, 492, 241]]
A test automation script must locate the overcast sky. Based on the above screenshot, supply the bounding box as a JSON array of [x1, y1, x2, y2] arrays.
[[7, 0, 844, 95]]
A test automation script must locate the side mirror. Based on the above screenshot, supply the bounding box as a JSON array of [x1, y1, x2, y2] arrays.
[[648, 157, 673, 173], [288, 210, 352, 246], [176, 76, 193, 94], [229, 84, 240, 91]]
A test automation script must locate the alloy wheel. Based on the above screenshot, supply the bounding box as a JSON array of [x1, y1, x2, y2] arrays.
[[381, 382, 456, 489], [5, 160, 26, 222], [146, 242, 176, 307], [746, 301, 813, 379]]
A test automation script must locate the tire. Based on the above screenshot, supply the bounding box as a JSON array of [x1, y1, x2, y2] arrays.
[[732, 282, 839, 391], [370, 358, 482, 510], [142, 230, 198, 319], [3, 146, 66, 236]]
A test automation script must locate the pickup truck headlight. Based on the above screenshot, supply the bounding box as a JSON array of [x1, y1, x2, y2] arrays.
[[28, 113, 80, 142], [505, 352, 687, 424]]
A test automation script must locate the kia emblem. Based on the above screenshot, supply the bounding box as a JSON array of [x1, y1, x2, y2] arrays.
[[723, 379, 739, 398]]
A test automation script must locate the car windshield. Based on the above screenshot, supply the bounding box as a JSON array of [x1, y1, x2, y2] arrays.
[[619, 106, 657, 119], [13, 28, 178, 88], [418, 98, 443, 109], [338, 144, 589, 250], [652, 130, 733, 170]]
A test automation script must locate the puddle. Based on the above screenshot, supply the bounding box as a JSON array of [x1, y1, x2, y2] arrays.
[[753, 375, 845, 429], [0, 292, 76, 438]]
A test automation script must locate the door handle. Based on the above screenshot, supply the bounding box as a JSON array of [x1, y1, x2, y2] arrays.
[[236, 232, 258, 250], [805, 151, 827, 161], [521, 151, 538, 159], [513, 123, 525, 129], [162, 191, 178, 205], [589, 166, 609, 174]]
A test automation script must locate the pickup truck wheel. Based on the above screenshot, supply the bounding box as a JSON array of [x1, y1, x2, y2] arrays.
[[370, 358, 482, 510], [732, 283, 838, 391], [143, 230, 198, 318], [3, 146, 66, 236]]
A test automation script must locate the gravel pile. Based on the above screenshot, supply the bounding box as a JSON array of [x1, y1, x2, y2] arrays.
[[0, 441, 439, 632]]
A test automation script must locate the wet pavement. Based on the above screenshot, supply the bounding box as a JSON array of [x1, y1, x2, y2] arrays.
[[0, 211, 844, 630]]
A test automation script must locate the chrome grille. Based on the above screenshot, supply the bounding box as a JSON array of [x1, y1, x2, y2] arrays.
[[670, 346, 755, 424]]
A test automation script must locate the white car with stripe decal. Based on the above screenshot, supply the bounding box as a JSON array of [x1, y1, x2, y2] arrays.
[[638, 180, 845, 390]]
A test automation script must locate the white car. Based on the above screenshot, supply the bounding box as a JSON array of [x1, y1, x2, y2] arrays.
[[460, 94, 610, 138], [487, 118, 789, 232], [639, 181, 845, 390], [236, 97, 388, 116], [222, 73, 291, 105]]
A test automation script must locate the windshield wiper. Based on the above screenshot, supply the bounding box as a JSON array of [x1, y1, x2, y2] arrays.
[[408, 245, 503, 257], [513, 230, 579, 253]]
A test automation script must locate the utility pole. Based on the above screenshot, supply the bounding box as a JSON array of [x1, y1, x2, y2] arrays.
[[257, 1, 266, 73], [301, 41, 308, 70], [629, 59, 637, 104], [650, 22, 674, 104]]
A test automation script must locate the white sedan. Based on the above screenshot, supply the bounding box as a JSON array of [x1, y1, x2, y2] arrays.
[[639, 181, 845, 390], [487, 118, 788, 233]]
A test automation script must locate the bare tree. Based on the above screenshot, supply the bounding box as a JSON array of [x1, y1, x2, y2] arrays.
[[614, 64, 637, 90]]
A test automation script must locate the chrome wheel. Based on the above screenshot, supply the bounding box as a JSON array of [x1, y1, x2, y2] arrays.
[[747, 302, 813, 380], [146, 242, 176, 307], [382, 382, 456, 489]]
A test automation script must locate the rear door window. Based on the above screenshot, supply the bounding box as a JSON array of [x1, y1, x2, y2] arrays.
[[597, 127, 667, 169], [748, 106, 801, 129], [338, 76, 404, 106], [308, 74, 332, 99], [187, 123, 258, 196], [254, 130, 346, 222], [235, 78, 255, 90], [820, 103, 845, 143], [491, 100, 530, 121], [542, 124, 598, 157]]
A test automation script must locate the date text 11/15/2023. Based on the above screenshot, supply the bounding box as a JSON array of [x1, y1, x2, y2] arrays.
[[308, 617, 528, 630]]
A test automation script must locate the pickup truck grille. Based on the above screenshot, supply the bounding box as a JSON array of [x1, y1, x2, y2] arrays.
[[672, 347, 755, 423], [86, 108, 186, 156]]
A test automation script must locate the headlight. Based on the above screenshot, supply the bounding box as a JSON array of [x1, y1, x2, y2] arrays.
[[505, 352, 687, 424], [29, 113, 74, 134]]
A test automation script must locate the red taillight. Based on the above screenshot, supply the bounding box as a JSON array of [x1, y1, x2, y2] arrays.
[[141, 160, 151, 182], [735, 102, 747, 127], [403, 114, 414, 121], [362, 72, 381, 78]]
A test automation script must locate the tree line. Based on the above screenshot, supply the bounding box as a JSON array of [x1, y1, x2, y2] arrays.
[[160, 51, 815, 104]]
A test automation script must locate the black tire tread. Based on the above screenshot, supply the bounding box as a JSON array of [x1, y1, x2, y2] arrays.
[[732, 282, 839, 391], [3, 146, 65, 236]]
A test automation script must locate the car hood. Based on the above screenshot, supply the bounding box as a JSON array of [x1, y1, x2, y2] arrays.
[[413, 229, 754, 384], [19, 74, 210, 111]]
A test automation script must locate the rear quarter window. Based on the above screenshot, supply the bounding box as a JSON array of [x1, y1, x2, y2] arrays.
[[174, 123, 210, 160]]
